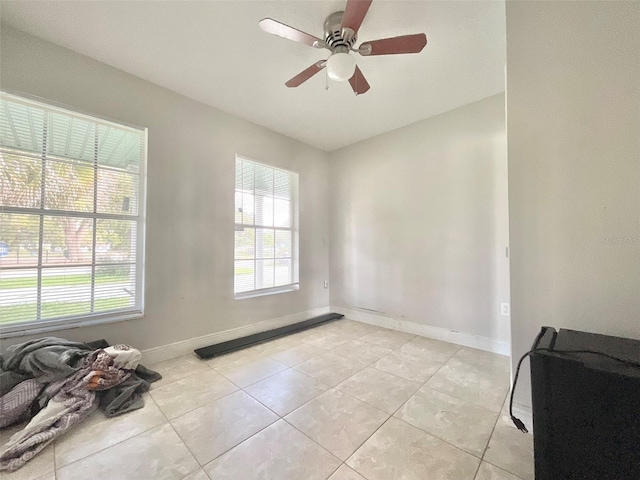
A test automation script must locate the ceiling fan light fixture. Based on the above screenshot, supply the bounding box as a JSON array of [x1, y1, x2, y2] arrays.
[[326, 52, 356, 82], [260, 0, 428, 94]]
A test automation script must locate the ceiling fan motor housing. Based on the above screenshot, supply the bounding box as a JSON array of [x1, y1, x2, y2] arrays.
[[324, 11, 356, 53], [258, 1, 427, 94]]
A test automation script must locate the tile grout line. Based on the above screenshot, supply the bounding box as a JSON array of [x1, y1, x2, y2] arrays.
[[378, 354, 499, 467], [479, 389, 529, 479], [481, 460, 527, 480], [45, 325, 311, 475], [287, 333, 395, 387], [192, 350, 291, 391], [333, 374, 422, 416], [57, 320, 505, 479], [325, 461, 344, 480], [240, 385, 290, 419], [150, 390, 269, 479], [421, 346, 510, 415], [62, 364, 438, 475], [239, 325, 508, 477], [211, 362, 289, 390], [226, 325, 400, 477], [270, 330, 423, 479], [156, 325, 375, 428], [392, 413, 497, 465], [140, 393, 204, 479], [473, 390, 511, 480], [166, 423, 211, 479], [198, 419, 281, 473], [264, 325, 474, 475], [203, 322, 390, 381], [279, 416, 347, 472], [148, 364, 215, 392], [340, 413, 397, 478], [231, 329, 353, 460], [423, 382, 506, 415], [371, 343, 507, 469], [240, 369, 333, 417], [473, 425, 498, 479], [54, 396, 178, 475], [370, 414, 490, 478], [170, 361, 333, 474], [152, 380, 241, 422], [237, 321, 508, 478], [192, 401, 342, 478], [409, 345, 509, 463]]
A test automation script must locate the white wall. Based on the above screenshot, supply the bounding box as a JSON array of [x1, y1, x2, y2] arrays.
[[329, 94, 510, 346], [0, 26, 331, 352], [507, 1, 640, 410]]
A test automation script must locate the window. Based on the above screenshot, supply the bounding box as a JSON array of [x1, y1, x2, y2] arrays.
[[0, 92, 146, 335], [234, 156, 299, 298]]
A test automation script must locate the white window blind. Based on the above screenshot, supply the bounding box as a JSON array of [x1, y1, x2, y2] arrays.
[[0, 92, 147, 335], [234, 156, 299, 298]]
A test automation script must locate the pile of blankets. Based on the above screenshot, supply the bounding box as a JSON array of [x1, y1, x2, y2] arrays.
[[0, 337, 161, 472]]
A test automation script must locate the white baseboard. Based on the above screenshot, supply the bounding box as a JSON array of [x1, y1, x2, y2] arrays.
[[141, 304, 510, 365], [141, 306, 330, 365], [332, 306, 510, 356]]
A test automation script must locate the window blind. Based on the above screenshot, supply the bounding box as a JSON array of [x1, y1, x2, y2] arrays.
[[0, 93, 146, 334], [234, 156, 299, 297]]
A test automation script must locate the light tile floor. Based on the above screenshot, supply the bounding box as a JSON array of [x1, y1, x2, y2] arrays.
[[0, 319, 534, 480]]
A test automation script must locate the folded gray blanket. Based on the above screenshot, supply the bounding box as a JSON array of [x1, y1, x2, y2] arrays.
[[0, 337, 93, 396]]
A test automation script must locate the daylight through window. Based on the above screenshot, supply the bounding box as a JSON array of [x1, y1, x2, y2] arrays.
[[234, 156, 299, 297], [0, 93, 146, 333]]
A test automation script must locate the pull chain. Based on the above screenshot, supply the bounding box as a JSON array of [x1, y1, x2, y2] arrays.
[[325, 68, 329, 91]]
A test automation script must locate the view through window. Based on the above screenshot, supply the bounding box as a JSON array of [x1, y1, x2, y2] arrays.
[[0, 93, 146, 333], [234, 156, 299, 297]]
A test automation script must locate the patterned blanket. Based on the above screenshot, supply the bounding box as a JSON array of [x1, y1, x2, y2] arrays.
[[0, 346, 141, 472], [0, 380, 43, 429]]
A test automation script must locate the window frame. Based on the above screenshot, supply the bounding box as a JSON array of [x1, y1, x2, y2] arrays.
[[0, 91, 147, 338], [234, 155, 299, 299]]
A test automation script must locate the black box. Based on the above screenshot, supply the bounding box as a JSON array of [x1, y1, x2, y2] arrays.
[[530, 327, 640, 480]]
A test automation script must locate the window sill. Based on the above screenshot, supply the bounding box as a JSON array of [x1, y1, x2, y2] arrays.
[[235, 284, 299, 300], [0, 310, 144, 339]]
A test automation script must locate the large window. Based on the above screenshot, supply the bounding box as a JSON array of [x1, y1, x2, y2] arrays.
[[234, 156, 299, 298], [0, 93, 146, 335]]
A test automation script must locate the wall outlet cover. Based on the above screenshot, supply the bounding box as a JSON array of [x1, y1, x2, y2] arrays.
[[501, 302, 510, 316]]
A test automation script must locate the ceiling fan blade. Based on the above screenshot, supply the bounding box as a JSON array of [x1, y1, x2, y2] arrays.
[[359, 33, 427, 56], [259, 18, 323, 48], [285, 61, 326, 88], [348, 66, 370, 95], [341, 0, 373, 35]]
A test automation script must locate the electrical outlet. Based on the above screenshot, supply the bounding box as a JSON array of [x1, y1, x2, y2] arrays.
[[501, 303, 510, 316], [324, 280, 329, 289]]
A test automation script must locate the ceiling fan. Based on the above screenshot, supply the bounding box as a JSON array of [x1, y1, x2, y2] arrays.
[[259, 0, 427, 95]]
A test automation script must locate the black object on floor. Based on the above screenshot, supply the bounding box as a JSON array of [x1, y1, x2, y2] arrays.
[[528, 327, 640, 480], [194, 312, 345, 360]]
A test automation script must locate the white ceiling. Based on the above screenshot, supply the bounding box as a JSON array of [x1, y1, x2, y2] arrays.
[[1, 1, 506, 151]]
